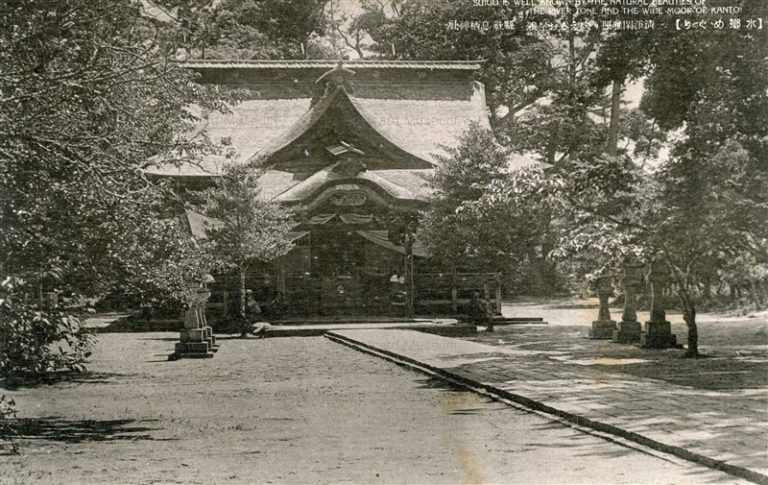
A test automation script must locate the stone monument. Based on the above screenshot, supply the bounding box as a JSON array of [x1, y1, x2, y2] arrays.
[[168, 283, 218, 360], [613, 260, 644, 344], [640, 260, 677, 348], [589, 275, 617, 339]]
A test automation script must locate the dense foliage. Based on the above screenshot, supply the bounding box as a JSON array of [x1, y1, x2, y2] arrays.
[[0, 0, 232, 302], [153, 0, 331, 59], [406, 0, 768, 356], [0, 277, 93, 379]]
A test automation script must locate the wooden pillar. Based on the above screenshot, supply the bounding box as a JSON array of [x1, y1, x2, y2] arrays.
[[495, 274, 502, 314], [275, 259, 287, 303], [450, 271, 458, 313], [404, 236, 414, 318]]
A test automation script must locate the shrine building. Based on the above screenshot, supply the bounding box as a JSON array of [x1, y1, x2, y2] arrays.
[[146, 59, 505, 317]]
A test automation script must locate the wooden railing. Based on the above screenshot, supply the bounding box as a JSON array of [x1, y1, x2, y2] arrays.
[[414, 272, 502, 314], [206, 271, 503, 316]]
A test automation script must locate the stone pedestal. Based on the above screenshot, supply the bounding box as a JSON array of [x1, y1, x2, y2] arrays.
[[613, 261, 643, 344], [641, 320, 677, 348], [640, 260, 677, 349], [590, 320, 618, 339], [169, 286, 217, 360], [614, 320, 642, 343], [589, 276, 616, 339]]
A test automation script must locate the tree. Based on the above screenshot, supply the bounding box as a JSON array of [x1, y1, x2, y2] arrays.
[[351, 0, 554, 128], [419, 123, 563, 294], [419, 124, 511, 273], [154, 0, 331, 59], [0, 0, 232, 300], [554, 140, 767, 357], [0, 0, 237, 391], [200, 164, 295, 333]]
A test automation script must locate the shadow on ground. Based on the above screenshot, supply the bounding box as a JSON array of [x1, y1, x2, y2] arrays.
[[1, 372, 141, 390], [11, 417, 170, 443], [469, 321, 768, 391], [413, 375, 466, 393]]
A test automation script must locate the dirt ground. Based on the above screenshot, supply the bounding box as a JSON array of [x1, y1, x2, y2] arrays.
[[0, 333, 751, 485], [494, 297, 768, 390]]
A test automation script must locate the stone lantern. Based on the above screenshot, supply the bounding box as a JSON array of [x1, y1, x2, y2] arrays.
[[613, 259, 644, 344], [588, 275, 616, 339], [640, 260, 677, 348], [168, 281, 218, 360]]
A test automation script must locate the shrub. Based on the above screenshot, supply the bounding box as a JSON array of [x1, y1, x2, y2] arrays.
[[0, 278, 94, 379], [0, 307, 94, 379], [0, 394, 18, 454]]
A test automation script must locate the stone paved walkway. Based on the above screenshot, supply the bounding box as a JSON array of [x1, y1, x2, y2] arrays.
[[328, 328, 768, 483]]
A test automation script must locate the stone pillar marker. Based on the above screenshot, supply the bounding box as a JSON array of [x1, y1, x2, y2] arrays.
[[169, 283, 218, 360], [641, 260, 677, 348], [589, 275, 616, 339], [613, 260, 644, 344]]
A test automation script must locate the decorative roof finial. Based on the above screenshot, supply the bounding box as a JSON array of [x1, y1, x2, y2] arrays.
[[315, 59, 356, 87], [311, 59, 357, 105]]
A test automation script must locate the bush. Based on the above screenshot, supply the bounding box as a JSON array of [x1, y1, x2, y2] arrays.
[[0, 394, 18, 454], [1, 278, 94, 379]]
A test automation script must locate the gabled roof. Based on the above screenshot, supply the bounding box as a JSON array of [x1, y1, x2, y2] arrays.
[[145, 59, 495, 205], [144, 81, 490, 177], [249, 85, 476, 169]]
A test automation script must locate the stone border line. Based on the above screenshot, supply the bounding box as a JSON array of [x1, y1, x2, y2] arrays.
[[325, 331, 768, 485]]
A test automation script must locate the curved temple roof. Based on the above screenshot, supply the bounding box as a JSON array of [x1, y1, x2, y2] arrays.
[[145, 60, 493, 205]]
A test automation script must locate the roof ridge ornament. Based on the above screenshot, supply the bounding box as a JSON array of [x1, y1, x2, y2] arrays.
[[314, 59, 356, 101]]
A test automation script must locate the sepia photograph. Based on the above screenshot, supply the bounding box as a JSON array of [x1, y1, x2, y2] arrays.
[[0, 0, 766, 483]]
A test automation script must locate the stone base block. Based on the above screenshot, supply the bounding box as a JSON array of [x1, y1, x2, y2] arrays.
[[176, 341, 209, 353], [180, 328, 206, 342], [641, 320, 677, 349], [589, 320, 617, 339], [168, 352, 213, 360], [613, 320, 642, 344], [169, 341, 214, 360]]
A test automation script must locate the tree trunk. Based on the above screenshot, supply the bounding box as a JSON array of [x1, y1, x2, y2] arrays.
[[679, 290, 699, 357], [38, 270, 44, 310], [527, 248, 546, 295], [749, 279, 762, 310], [239, 266, 248, 338], [606, 80, 623, 156], [702, 275, 712, 300], [239, 266, 247, 319]]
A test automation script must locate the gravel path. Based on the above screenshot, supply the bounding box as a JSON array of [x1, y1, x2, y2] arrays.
[[0, 334, 748, 484]]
